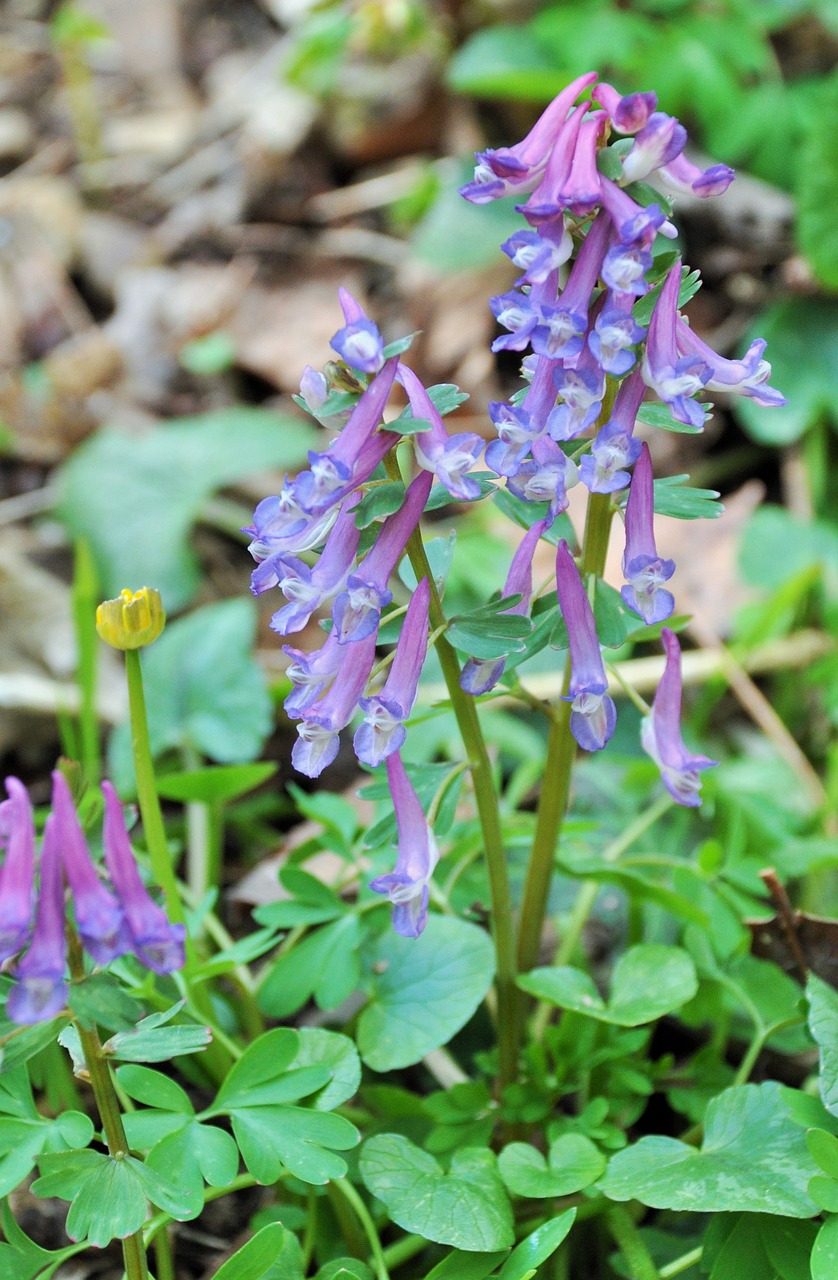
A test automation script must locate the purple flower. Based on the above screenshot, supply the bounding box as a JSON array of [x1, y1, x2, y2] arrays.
[[620, 113, 687, 184], [642, 629, 717, 806], [460, 70, 598, 204], [599, 177, 675, 244], [332, 472, 432, 644], [283, 631, 345, 718], [7, 813, 66, 1024], [254, 496, 361, 636], [0, 777, 35, 961], [486, 356, 558, 477], [51, 772, 128, 966], [588, 291, 646, 374], [369, 753, 440, 938], [549, 346, 606, 440], [292, 632, 378, 777], [507, 435, 578, 512], [656, 152, 735, 199], [531, 212, 611, 361], [330, 288, 385, 375], [621, 442, 675, 625], [642, 264, 712, 429], [355, 577, 430, 766], [502, 219, 573, 286], [518, 103, 589, 225], [602, 235, 654, 298], [299, 365, 329, 412], [674, 325, 786, 408], [555, 540, 616, 752], [294, 358, 399, 515], [591, 82, 657, 134], [489, 289, 538, 352], [579, 368, 645, 493], [396, 365, 484, 501], [102, 783, 186, 975], [461, 518, 548, 695]]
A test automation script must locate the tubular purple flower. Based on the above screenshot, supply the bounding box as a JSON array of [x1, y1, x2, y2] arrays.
[[621, 442, 675, 625], [283, 631, 345, 718], [486, 355, 557, 476], [256, 497, 362, 636], [555, 540, 616, 752], [292, 631, 378, 777], [588, 291, 646, 374], [332, 471, 433, 644], [502, 219, 573, 286], [674, 325, 786, 408], [51, 772, 128, 966], [602, 235, 653, 297], [299, 365, 329, 412], [599, 177, 676, 244], [0, 777, 35, 961], [460, 70, 599, 204], [396, 364, 484, 500], [102, 782, 186, 975], [591, 83, 657, 134], [531, 212, 611, 361], [657, 152, 734, 199], [489, 289, 537, 352], [461, 518, 549, 695], [642, 629, 717, 806], [295, 358, 399, 514], [355, 577, 430, 766], [368, 753, 440, 938], [620, 113, 687, 185], [642, 264, 712, 429], [549, 345, 606, 440], [518, 103, 589, 225], [507, 435, 578, 512], [579, 368, 645, 494], [330, 288, 385, 375], [7, 814, 66, 1024]]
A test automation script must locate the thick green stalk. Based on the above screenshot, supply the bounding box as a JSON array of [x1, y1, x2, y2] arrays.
[[384, 457, 519, 1090], [607, 1205, 661, 1280]]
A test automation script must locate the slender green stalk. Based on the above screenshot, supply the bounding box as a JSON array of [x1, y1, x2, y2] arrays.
[[606, 1205, 661, 1280], [381, 1234, 427, 1269], [153, 1229, 176, 1280], [384, 455, 519, 1091], [660, 1246, 703, 1278], [331, 1178, 390, 1280], [71, 539, 101, 785]]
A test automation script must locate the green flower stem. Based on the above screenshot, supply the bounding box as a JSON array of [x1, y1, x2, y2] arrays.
[[68, 939, 149, 1280], [153, 1228, 176, 1280], [381, 1234, 428, 1270], [660, 1246, 703, 1278], [384, 455, 518, 1091], [330, 1178, 390, 1280], [606, 1204, 662, 1280]]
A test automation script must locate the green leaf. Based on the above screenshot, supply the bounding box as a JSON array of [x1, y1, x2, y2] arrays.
[[0, 1017, 69, 1073], [496, 1211, 576, 1280], [179, 331, 237, 376], [360, 1136, 514, 1251], [735, 299, 838, 444], [739, 506, 838, 594], [807, 1127, 838, 1179], [103, 1003, 211, 1063], [207, 1223, 305, 1279], [357, 916, 495, 1071], [599, 1082, 820, 1215], [518, 945, 697, 1027], [447, 26, 569, 101], [499, 1135, 605, 1198], [423, 1251, 508, 1280], [354, 483, 406, 528], [636, 402, 703, 434], [156, 762, 277, 805], [292, 1030, 361, 1112], [57, 410, 317, 609], [67, 973, 143, 1032], [797, 74, 838, 292], [812, 1215, 838, 1280], [258, 916, 361, 1019], [398, 531, 457, 595], [649, 475, 722, 521], [447, 608, 532, 662], [314, 1261, 373, 1280], [108, 599, 272, 787], [703, 1214, 818, 1280], [807, 974, 838, 1116]]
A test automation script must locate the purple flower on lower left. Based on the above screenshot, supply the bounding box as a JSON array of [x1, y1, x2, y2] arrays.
[[369, 753, 439, 938]]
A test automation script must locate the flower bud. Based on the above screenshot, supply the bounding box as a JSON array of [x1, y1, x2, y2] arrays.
[[96, 587, 165, 650]]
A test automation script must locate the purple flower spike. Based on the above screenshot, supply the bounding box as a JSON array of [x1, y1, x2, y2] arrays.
[[642, 264, 712, 428], [292, 631, 378, 777], [330, 288, 385, 375], [0, 777, 36, 961], [356, 577, 430, 766], [592, 83, 657, 134], [588, 291, 646, 374], [555, 541, 616, 752], [657, 152, 735, 199], [486, 357, 558, 477], [369, 753, 440, 938], [460, 70, 598, 204], [602, 235, 653, 298], [579, 368, 645, 494], [397, 365, 484, 501], [642, 629, 717, 806], [674, 326, 786, 408], [332, 471, 433, 644], [621, 442, 675, 625], [102, 783, 186, 975], [260, 496, 361, 636], [531, 212, 611, 361], [295, 358, 399, 515], [7, 814, 66, 1024], [51, 772, 128, 966], [461, 518, 548, 695], [620, 113, 687, 185]]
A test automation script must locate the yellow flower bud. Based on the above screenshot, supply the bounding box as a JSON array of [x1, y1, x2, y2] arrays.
[[96, 588, 166, 651]]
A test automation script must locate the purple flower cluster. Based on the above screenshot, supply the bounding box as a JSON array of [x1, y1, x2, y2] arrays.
[[0, 774, 185, 1024]]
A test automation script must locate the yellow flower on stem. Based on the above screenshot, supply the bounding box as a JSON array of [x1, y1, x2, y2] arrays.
[[95, 587, 165, 650]]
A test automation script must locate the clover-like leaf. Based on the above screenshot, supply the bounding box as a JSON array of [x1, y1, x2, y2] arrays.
[[211, 1222, 305, 1280], [518, 945, 697, 1026], [499, 1135, 605, 1199], [496, 1211, 577, 1280], [103, 1003, 211, 1063], [360, 1135, 514, 1251], [599, 1082, 819, 1216], [807, 974, 838, 1117]]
